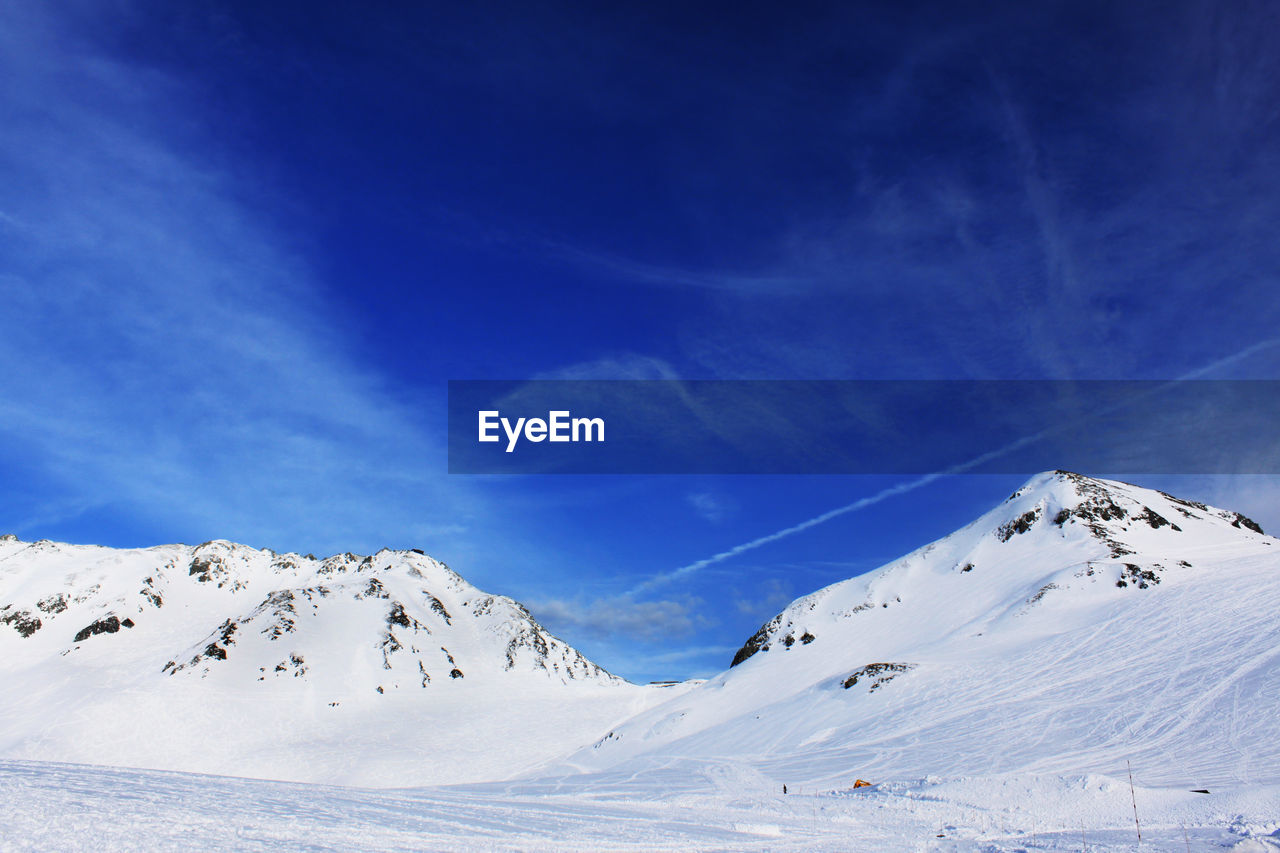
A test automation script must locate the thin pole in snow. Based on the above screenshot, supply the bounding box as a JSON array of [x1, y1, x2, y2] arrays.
[[1127, 760, 1142, 845]]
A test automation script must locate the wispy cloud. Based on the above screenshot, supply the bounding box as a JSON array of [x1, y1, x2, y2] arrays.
[[546, 242, 805, 294], [630, 471, 956, 595], [643, 644, 738, 666], [686, 491, 733, 524], [528, 594, 708, 643], [531, 7, 1280, 388], [731, 578, 793, 618], [0, 5, 481, 555], [531, 353, 682, 381], [632, 338, 1280, 594]]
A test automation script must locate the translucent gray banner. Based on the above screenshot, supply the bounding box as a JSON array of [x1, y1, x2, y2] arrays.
[[447, 380, 1280, 474]]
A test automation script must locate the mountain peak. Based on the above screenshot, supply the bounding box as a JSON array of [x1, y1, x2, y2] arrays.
[[729, 473, 1270, 669], [576, 475, 1280, 790], [0, 534, 655, 785], [0, 535, 621, 689]]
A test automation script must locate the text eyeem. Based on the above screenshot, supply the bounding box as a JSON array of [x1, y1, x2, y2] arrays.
[[478, 410, 605, 452]]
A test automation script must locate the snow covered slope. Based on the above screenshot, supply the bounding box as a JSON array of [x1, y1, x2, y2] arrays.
[[6, 757, 1280, 851], [566, 472, 1280, 790], [0, 538, 677, 786], [3, 470, 1277, 802]]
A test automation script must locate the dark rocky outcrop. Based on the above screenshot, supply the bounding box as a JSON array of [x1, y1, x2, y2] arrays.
[[1027, 583, 1059, 606], [1158, 491, 1208, 513], [1134, 507, 1177, 530], [36, 593, 68, 614], [842, 662, 914, 692], [1050, 479, 1135, 557], [358, 577, 389, 600], [427, 594, 452, 624], [1116, 563, 1161, 590], [256, 590, 297, 640], [140, 577, 163, 609], [163, 618, 238, 674], [1230, 513, 1265, 535], [271, 653, 307, 678], [996, 507, 1042, 542], [189, 556, 218, 582], [730, 614, 783, 667], [73, 614, 133, 642], [2, 607, 42, 638], [387, 601, 414, 628]]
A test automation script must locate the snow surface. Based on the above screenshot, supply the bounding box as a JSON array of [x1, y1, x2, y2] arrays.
[[3, 471, 1279, 850], [3, 757, 1279, 851]]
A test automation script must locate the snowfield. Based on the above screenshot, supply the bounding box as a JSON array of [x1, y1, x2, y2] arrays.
[[3, 472, 1279, 850], [3, 758, 1279, 851]]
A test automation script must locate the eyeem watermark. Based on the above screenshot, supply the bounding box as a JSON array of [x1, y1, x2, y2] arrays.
[[478, 410, 605, 452], [450, 379, 1280, 473]]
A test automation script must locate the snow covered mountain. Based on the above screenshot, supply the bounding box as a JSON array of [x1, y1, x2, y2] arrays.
[[5, 472, 1280, 849], [0, 539, 678, 785], [4, 470, 1278, 810], [564, 471, 1280, 791]]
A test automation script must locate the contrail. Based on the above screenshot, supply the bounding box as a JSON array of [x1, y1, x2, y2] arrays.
[[628, 430, 1049, 596], [630, 338, 1280, 596]]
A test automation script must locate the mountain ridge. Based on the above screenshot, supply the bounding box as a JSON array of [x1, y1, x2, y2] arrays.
[[0, 536, 620, 689], [560, 471, 1280, 790], [2, 471, 1277, 791], [0, 535, 672, 786], [728, 470, 1269, 669]]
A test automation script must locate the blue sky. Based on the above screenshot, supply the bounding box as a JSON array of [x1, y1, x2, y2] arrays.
[[1, 1, 1278, 682]]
